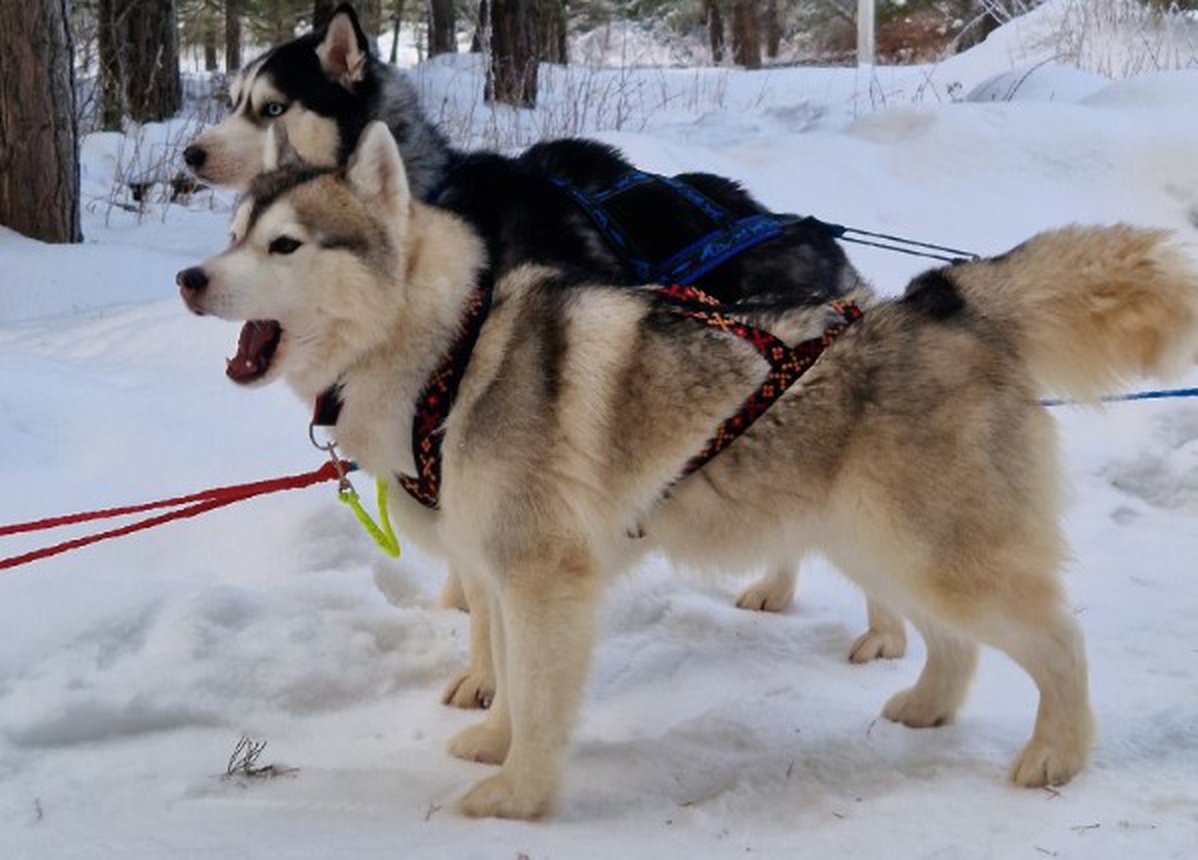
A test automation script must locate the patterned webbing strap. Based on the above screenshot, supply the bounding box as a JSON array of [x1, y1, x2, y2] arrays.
[[317, 282, 859, 510], [652, 284, 864, 479], [397, 283, 494, 509]]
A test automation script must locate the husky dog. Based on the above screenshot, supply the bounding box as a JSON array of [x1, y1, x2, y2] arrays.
[[179, 124, 1198, 818], [184, 5, 448, 197], [185, 4, 906, 672]]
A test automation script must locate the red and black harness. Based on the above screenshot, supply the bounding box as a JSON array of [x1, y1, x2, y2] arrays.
[[658, 285, 863, 480], [312, 279, 862, 511], [312, 166, 881, 510]]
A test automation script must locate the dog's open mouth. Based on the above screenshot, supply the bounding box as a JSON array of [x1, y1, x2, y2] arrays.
[[227, 320, 282, 385]]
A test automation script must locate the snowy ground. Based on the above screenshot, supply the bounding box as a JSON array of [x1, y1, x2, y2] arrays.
[[3, 11, 1198, 859]]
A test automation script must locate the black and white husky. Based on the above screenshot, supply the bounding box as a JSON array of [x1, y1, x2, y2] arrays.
[[185, 4, 907, 700]]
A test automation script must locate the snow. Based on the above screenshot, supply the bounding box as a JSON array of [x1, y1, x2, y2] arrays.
[[3, 9, 1198, 858]]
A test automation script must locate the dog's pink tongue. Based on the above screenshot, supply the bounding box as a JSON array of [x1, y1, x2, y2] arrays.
[[226, 320, 280, 383]]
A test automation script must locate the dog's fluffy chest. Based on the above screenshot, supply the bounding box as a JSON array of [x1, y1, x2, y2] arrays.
[[332, 374, 421, 480]]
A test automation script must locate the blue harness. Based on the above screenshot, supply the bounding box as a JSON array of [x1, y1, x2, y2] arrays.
[[547, 170, 808, 285], [548, 169, 977, 281]]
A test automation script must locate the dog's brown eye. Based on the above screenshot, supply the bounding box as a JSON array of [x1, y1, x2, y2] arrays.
[[263, 101, 288, 118], [269, 236, 303, 255]]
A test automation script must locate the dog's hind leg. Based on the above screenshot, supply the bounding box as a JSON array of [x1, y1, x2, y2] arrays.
[[736, 566, 907, 664], [849, 597, 908, 663], [458, 548, 602, 819], [882, 615, 977, 727], [736, 565, 797, 613], [442, 568, 497, 709], [880, 550, 1091, 785], [977, 603, 1093, 787]]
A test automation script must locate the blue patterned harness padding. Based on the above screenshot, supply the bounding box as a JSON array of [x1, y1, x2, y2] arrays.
[[548, 168, 979, 281], [546, 170, 815, 286]]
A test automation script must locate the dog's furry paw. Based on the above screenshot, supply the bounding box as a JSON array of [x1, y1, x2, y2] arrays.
[[449, 721, 510, 765], [441, 668, 495, 710], [458, 771, 554, 820], [1009, 738, 1087, 788], [849, 628, 907, 663], [882, 687, 955, 728], [735, 578, 795, 613]]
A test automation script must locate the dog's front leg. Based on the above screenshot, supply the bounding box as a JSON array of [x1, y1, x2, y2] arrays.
[[438, 568, 469, 611], [449, 586, 511, 761], [457, 549, 602, 820], [736, 564, 798, 613], [441, 567, 497, 709], [849, 596, 908, 662]]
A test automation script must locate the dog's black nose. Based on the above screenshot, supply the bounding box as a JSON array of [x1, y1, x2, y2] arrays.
[[182, 145, 207, 169], [176, 267, 209, 292]]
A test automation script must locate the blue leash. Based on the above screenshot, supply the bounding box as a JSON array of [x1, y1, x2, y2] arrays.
[[1043, 387, 1198, 407]]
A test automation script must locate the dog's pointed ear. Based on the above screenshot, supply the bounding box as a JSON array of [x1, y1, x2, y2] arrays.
[[316, 5, 371, 88], [263, 123, 300, 171], [347, 122, 409, 215]]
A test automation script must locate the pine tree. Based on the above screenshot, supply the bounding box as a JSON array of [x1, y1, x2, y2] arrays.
[[487, 0, 539, 107], [123, 0, 183, 121], [538, 0, 567, 64], [764, 0, 780, 59], [731, 0, 761, 69], [705, 0, 725, 63], [97, 0, 125, 129], [429, 0, 456, 54], [225, 0, 243, 71], [0, 0, 81, 243]]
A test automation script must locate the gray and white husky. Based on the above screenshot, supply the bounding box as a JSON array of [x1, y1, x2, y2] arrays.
[[183, 4, 909, 671], [179, 123, 1198, 818]]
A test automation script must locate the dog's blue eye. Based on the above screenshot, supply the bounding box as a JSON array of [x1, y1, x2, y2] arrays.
[[269, 236, 302, 255], [263, 101, 287, 118]]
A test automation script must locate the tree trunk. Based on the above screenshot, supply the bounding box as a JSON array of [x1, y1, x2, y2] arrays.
[[313, 0, 335, 30], [389, 0, 405, 63], [471, 0, 489, 53], [764, 0, 780, 59], [429, 0, 457, 55], [264, 0, 291, 43], [0, 0, 81, 243], [124, 0, 181, 122], [705, 0, 724, 63], [358, 0, 383, 38], [98, 0, 125, 130], [203, 18, 219, 71], [731, 0, 761, 69], [225, 0, 242, 72], [487, 0, 538, 107], [537, 0, 566, 64]]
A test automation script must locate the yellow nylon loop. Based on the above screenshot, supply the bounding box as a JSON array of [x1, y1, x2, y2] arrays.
[[338, 478, 401, 559]]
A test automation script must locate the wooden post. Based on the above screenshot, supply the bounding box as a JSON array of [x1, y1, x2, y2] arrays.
[[857, 0, 875, 67]]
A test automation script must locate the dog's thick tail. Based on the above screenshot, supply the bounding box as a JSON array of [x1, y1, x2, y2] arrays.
[[937, 224, 1198, 401]]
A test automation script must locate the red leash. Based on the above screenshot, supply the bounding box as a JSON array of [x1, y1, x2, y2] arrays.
[[0, 460, 352, 572]]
